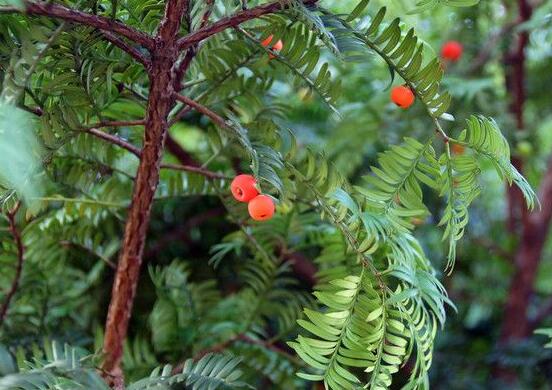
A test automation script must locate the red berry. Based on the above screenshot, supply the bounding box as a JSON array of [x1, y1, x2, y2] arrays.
[[261, 35, 274, 47], [261, 35, 283, 59], [272, 39, 283, 52], [451, 143, 465, 155], [390, 86, 415, 109], [441, 41, 463, 61], [248, 195, 275, 221], [231, 174, 259, 202]]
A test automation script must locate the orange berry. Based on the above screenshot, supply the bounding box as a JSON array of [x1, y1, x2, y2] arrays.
[[231, 174, 259, 202], [391, 86, 415, 109], [261, 35, 283, 59], [272, 39, 283, 52], [411, 217, 425, 226], [451, 143, 465, 155], [261, 35, 274, 47], [248, 195, 275, 221], [441, 41, 463, 61]]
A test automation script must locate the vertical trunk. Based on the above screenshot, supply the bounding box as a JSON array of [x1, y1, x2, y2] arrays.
[[505, 0, 532, 233], [102, 60, 175, 380], [500, 220, 548, 340], [499, 0, 533, 340], [102, 1, 188, 383]]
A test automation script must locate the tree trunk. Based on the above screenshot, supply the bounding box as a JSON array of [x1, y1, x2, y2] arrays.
[[102, 1, 188, 383], [500, 220, 548, 340], [102, 61, 175, 379]]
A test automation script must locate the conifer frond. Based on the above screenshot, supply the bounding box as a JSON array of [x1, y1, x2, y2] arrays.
[[356, 137, 440, 230], [410, 0, 480, 14], [0, 341, 109, 390], [460, 115, 538, 209], [127, 354, 250, 390], [249, 18, 342, 114], [289, 269, 384, 389], [330, 5, 451, 118], [438, 150, 481, 271]]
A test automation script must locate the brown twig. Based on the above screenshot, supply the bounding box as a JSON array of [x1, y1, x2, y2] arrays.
[[0, 202, 25, 327], [85, 120, 146, 129], [83, 127, 227, 179], [177, 0, 318, 50], [1, 1, 154, 50], [160, 163, 229, 179], [100, 31, 151, 67], [173, 93, 227, 128], [174, 0, 214, 89], [60, 240, 117, 269], [85, 127, 142, 156]]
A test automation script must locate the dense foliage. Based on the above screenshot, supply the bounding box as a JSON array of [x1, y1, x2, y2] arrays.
[[0, 0, 551, 389]]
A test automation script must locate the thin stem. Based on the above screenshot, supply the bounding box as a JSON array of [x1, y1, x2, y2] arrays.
[[60, 240, 117, 269], [100, 31, 151, 67], [33, 196, 126, 208], [84, 127, 142, 156], [83, 127, 226, 178], [85, 120, 146, 129], [0, 202, 25, 328], [173, 93, 227, 128]]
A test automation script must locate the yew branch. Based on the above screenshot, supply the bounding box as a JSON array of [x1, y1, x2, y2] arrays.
[[176, 0, 318, 50], [1, 1, 154, 50], [84, 127, 225, 179]]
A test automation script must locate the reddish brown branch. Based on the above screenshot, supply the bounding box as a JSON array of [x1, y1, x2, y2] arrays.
[[164, 134, 199, 166], [0, 202, 25, 327], [84, 127, 226, 179], [85, 127, 142, 156], [86, 120, 146, 129], [1, 1, 154, 50], [100, 31, 151, 67], [177, 0, 318, 50], [161, 163, 228, 179], [173, 93, 227, 128], [174, 0, 214, 89]]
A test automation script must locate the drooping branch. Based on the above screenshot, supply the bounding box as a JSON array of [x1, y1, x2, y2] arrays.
[[176, 0, 318, 50], [0, 1, 154, 50], [0, 202, 25, 327]]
